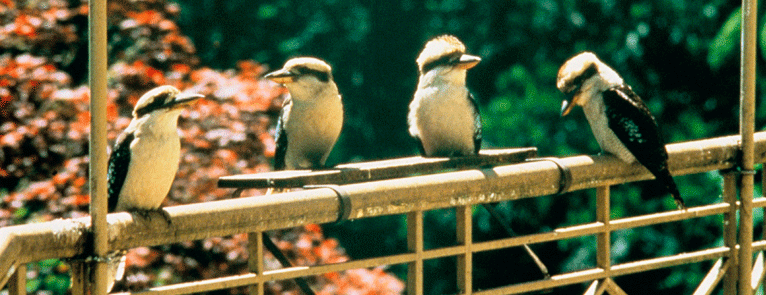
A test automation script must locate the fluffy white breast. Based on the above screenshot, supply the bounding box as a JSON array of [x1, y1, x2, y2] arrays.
[[408, 75, 475, 156], [283, 91, 344, 169], [115, 110, 182, 211]]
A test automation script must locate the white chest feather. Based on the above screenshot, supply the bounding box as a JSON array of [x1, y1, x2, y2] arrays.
[[115, 114, 181, 210], [283, 94, 344, 169], [582, 95, 636, 163], [408, 82, 476, 156]]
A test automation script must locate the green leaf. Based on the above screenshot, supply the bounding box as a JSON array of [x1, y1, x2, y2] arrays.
[[707, 7, 741, 71], [760, 19, 766, 61], [43, 274, 71, 295], [257, 4, 279, 20]]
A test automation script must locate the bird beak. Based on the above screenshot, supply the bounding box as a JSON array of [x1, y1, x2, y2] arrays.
[[560, 92, 579, 116], [456, 54, 481, 70], [264, 69, 296, 84], [167, 92, 204, 109]]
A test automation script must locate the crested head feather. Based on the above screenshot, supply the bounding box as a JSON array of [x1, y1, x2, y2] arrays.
[[132, 85, 181, 117], [416, 35, 467, 73], [556, 51, 622, 92], [283, 57, 333, 76]]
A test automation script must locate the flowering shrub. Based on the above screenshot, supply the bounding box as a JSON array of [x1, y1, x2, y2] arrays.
[[0, 0, 403, 293]]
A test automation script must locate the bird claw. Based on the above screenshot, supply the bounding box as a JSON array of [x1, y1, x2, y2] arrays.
[[132, 208, 172, 225]]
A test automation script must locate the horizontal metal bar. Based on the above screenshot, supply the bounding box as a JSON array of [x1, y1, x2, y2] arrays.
[[470, 202, 730, 252], [217, 148, 537, 188], [115, 245, 733, 295], [2, 132, 766, 288], [473, 247, 730, 295]]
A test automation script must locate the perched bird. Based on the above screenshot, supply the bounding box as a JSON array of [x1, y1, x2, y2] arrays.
[[106, 85, 203, 290], [406, 36, 550, 279], [556, 51, 684, 209], [264, 57, 344, 170], [408, 35, 482, 157], [261, 57, 344, 295], [108, 85, 203, 213]]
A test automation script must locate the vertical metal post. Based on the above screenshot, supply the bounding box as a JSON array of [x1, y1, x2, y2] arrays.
[[407, 210, 424, 295], [596, 186, 610, 270], [8, 264, 26, 295], [596, 186, 611, 290], [723, 173, 739, 295], [738, 0, 757, 293], [456, 206, 472, 294], [88, 0, 109, 293], [248, 232, 265, 295], [762, 171, 766, 294]]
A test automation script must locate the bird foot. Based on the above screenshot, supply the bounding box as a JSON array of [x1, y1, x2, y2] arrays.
[[132, 208, 172, 225]]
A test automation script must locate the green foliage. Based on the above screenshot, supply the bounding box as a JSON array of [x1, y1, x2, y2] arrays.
[[708, 8, 741, 71], [5, 0, 753, 293], [26, 260, 71, 295], [170, 0, 760, 293]]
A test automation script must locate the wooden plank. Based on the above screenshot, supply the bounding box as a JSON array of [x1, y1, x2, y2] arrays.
[[217, 148, 537, 188]]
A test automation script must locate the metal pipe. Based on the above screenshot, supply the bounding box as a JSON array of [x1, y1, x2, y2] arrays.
[[88, 0, 109, 292], [738, 0, 758, 293], [8, 264, 26, 295], [0, 133, 764, 281], [406, 210, 424, 295], [596, 186, 610, 271], [723, 173, 739, 295], [456, 205, 473, 294]]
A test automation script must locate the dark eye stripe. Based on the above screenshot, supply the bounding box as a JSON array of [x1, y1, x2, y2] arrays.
[[570, 63, 598, 90], [295, 66, 331, 82], [420, 52, 462, 73], [135, 92, 172, 117]]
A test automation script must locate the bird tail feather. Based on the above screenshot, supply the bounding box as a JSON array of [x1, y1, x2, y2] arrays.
[[655, 170, 684, 209]]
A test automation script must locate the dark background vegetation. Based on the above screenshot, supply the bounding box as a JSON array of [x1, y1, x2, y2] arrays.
[[170, 0, 766, 293], [169, 0, 766, 293], [4, 0, 766, 294]]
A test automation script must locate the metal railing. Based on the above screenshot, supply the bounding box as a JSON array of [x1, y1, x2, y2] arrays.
[[1, 133, 766, 294], [0, 0, 759, 294]]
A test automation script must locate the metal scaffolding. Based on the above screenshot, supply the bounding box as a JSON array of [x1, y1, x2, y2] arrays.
[[0, 0, 759, 294]]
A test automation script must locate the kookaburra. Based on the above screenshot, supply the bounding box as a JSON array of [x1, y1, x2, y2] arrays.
[[556, 51, 685, 209], [408, 35, 482, 157], [106, 85, 203, 290], [264, 57, 344, 170], [406, 36, 551, 278], [259, 57, 344, 295]]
